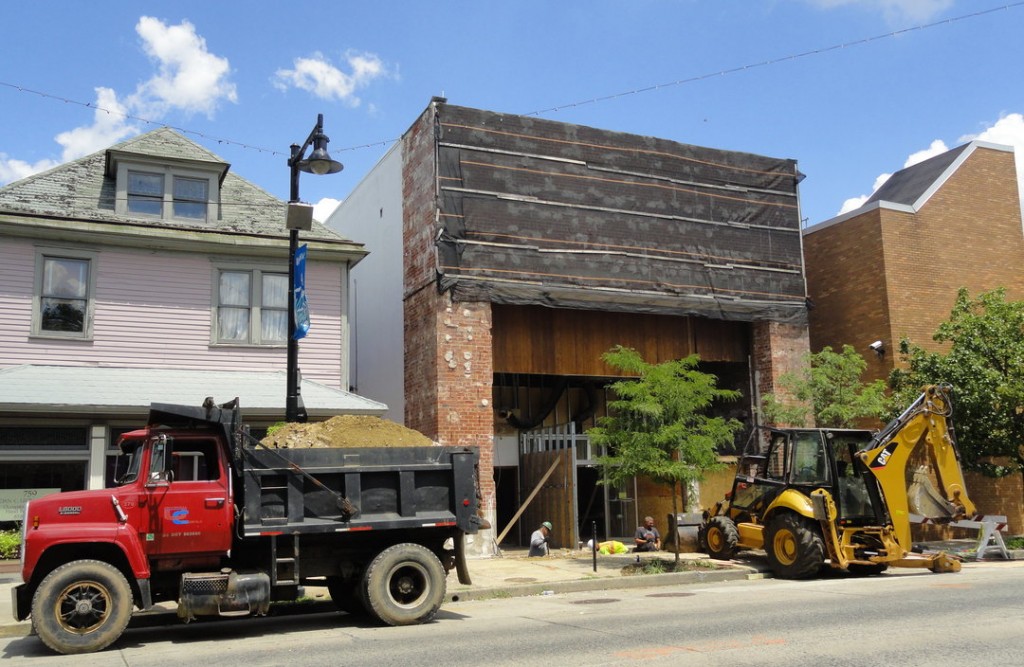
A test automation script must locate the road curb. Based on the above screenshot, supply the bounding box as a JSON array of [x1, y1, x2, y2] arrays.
[[448, 565, 763, 603]]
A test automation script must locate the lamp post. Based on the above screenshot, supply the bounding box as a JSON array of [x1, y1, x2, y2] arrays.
[[285, 113, 343, 423]]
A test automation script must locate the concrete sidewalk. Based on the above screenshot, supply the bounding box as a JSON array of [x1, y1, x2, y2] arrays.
[[0, 549, 764, 639]]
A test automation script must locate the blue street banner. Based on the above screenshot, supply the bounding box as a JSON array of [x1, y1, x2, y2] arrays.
[[293, 244, 310, 340]]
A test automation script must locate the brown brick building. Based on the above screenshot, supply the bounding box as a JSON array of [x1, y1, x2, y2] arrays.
[[803, 140, 1024, 533], [330, 99, 811, 551]]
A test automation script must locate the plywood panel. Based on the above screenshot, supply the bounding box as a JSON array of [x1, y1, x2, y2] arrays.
[[493, 304, 748, 376], [519, 449, 575, 549]]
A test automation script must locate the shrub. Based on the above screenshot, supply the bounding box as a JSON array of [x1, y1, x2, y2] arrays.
[[0, 527, 21, 560]]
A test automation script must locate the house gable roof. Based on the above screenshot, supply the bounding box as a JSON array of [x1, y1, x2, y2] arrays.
[[0, 127, 355, 246]]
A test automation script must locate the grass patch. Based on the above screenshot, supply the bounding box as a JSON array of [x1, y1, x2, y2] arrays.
[[1005, 536, 1024, 550], [622, 558, 720, 575]]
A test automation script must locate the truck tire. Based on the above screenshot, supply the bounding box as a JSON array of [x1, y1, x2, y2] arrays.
[[31, 559, 133, 654], [765, 513, 825, 579], [362, 543, 446, 626], [702, 516, 739, 560], [327, 576, 368, 615]]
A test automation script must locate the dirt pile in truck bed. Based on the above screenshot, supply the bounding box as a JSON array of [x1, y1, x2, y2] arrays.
[[260, 415, 435, 449]]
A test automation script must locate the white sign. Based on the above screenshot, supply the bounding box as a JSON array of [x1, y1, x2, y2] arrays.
[[0, 488, 60, 522]]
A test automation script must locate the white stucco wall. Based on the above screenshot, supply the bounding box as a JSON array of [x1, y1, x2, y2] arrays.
[[326, 143, 406, 423]]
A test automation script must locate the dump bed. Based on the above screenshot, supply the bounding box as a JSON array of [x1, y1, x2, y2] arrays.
[[239, 445, 481, 537]]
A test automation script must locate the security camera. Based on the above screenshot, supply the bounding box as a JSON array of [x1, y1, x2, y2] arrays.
[[869, 340, 883, 351]]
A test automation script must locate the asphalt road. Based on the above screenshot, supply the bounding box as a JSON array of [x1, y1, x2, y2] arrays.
[[4, 561, 1024, 666]]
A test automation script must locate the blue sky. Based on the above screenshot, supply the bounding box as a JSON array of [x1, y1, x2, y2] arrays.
[[2, 1, 1023, 226]]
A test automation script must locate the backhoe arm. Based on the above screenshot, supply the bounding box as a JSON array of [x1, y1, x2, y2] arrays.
[[858, 385, 976, 550]]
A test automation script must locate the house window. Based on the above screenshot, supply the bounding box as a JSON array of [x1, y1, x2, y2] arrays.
[[216, 269, 288, 344], [174, 177, 209, 219], [115, 162, 217, 223], [127, 171, 164, 215], [33, 249, 97, 339]]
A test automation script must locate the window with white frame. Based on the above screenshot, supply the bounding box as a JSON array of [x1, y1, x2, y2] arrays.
[[33, 249, 97, 339], [216, 269, 288, 345]]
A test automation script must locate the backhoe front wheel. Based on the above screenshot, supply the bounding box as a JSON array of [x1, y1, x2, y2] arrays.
[[31, 559, 133, 654], [765, 513, 825, 579], [362, 543, 446, 626], [701, 516, 739, 560]]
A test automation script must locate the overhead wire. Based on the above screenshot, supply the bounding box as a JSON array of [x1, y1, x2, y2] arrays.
[[0, 2, 1020, 163]]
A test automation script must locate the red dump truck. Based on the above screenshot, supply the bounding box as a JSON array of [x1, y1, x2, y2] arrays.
[[12, 399, 483, 654]]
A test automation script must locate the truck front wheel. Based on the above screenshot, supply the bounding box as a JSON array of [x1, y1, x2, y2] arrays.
[[362, 543, 445, 626], [31, 559, 133, 654]]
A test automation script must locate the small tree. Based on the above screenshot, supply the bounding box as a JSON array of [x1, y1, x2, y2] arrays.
[[587, 347, 743, 562], [889, 288, 1024, 476], [760, 344, 888, 428]]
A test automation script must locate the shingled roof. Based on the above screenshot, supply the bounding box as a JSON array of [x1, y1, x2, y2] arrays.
[[0, 127, 354, 245], [865, 143, 972, 208]]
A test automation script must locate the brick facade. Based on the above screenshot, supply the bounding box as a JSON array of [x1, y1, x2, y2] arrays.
[[401, 101, 497, 545], [804, 144, 1024, 534], [751, 320, 812, 420]]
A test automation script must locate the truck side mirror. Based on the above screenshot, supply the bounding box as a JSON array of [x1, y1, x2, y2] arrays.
[[147, 434, 173, 487]]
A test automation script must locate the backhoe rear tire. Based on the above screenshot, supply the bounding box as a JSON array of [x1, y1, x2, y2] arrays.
[[361, 543, 445, 626], [765, 513, 825, 579], [701, 516, 739, 560], [31, 559, 133, 655]]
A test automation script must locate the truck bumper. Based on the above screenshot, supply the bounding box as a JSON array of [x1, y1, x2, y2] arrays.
[[12, 583, 30, 622]]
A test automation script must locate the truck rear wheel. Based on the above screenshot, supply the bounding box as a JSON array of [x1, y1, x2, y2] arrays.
[[701, 516, 739, 560], [362, 543, 445, 626], [765, 513, 825, 579], [31, 559, 133, 654]]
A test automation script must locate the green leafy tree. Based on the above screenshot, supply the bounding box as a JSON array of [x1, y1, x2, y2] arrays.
[[889, 288, 1024, 476], [760, 344, 888, 428], [587, 347, 743, 561]]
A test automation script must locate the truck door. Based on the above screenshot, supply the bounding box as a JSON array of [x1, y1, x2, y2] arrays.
[[144, 435, 233, 557]]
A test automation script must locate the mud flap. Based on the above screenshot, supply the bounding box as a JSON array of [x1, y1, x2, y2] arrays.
[[454, 533, 472, 585]]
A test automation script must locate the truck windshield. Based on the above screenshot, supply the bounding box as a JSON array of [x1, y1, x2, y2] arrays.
[[115, 440, 144, 485]]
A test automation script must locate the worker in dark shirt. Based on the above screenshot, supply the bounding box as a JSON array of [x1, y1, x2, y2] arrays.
[[529, 521, 552, 556], [634, 515, 661, 552]]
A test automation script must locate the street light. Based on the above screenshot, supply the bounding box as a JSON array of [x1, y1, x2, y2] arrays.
[[285, 113, 343, 423]]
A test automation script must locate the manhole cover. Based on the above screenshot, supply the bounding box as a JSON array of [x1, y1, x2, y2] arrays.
[[571, 598, 620, 605], [504, 577, 537, 583], [646, 592, 696, 598]]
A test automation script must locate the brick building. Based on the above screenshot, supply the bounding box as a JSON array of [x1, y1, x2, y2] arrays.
[[330, 99, 811, 551], [803, 140, 1024, 533]]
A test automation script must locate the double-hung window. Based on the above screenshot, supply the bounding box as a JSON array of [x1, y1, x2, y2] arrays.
[[216, 269, 288, 345], [33, 249, 97, 339]]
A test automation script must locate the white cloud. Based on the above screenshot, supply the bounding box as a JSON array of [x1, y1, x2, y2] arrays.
[[274, 51, 389, 106], [133, 16, 238, 116], [54, 87, 137, 161], [0, 155, 59, 184], [313, 197, 342, 223], [805, 0, 954, 22], [0, 18, 236, 186]]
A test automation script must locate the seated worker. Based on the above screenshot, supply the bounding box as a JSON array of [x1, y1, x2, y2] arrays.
[[529, 521, 552, 557], [634, 515, 662, 552]]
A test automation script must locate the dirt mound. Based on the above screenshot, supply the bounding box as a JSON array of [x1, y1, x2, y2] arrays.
[[261, 414, 435, 449]]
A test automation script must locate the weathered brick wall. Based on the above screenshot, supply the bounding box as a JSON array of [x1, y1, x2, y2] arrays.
[[401, 100, 497, 546], [750, 320, 811, 424]]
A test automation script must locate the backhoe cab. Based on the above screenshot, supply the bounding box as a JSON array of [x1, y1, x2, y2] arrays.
[[701, 385, 975, 579]]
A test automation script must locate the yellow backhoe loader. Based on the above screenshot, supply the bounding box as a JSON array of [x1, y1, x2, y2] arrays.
[[700, 384, 976, 578]]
